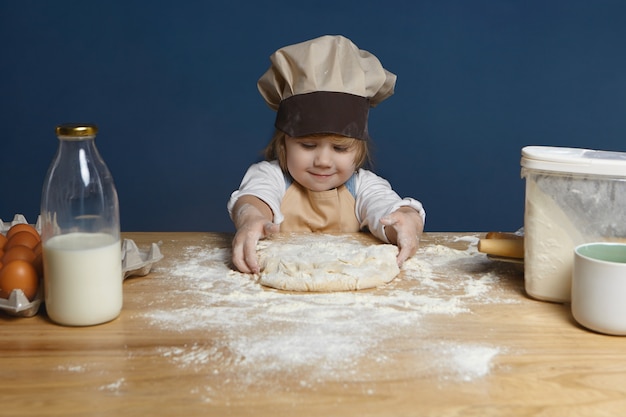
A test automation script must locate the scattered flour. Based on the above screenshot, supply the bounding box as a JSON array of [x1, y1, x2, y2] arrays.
[[430, 342, 502, 382], [134, 235, 521, 398], [56, 364, 87, 373], [98, 377, 126, 393], [453, 235, 481, 246]]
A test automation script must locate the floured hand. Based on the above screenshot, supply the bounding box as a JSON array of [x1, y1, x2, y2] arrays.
[[231, 196, 279, 273], [380, 206, 424, 266]]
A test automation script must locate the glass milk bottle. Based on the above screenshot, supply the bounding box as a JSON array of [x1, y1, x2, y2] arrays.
[[40, 123, 123, 326]]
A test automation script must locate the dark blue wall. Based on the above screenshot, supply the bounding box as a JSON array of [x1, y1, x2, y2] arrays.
[[2, 1, 626, 232]]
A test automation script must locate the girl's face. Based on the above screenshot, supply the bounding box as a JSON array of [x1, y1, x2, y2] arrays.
[[285, 134, 358, 192]]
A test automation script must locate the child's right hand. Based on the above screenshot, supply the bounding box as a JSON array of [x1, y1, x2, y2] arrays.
[[231, 197, 279, 274]]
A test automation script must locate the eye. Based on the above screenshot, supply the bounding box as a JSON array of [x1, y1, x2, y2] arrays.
[[333, 145, 351, 153], [299, 142, 316, 149]]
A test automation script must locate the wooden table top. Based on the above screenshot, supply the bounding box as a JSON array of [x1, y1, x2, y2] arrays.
[[1, 231, 625, 417]]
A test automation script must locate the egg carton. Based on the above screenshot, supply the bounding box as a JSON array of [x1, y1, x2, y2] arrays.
[[0, 214, 164, 317], [0, 213, 39, 234], [121, 238, 164, 279]]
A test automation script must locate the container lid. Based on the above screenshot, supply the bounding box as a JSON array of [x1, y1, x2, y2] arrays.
[[521, 146, 626, 177], [55, 123, 98, 137]]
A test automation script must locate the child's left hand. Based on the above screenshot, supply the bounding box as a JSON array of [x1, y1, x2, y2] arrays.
[[380, 207, 424, 267]]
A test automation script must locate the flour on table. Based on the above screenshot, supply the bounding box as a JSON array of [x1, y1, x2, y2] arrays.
[[256, 234, 400, 292], [130, 233, 522, 401]]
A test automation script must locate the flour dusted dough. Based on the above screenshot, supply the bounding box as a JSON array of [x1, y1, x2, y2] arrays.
[[257, 234, 400, 292]]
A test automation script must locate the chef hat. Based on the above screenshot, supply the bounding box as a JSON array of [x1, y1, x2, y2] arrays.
[[257, 35, 397, 141]]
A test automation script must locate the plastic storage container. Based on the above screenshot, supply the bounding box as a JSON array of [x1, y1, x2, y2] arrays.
[[521, 146, 626, 303]]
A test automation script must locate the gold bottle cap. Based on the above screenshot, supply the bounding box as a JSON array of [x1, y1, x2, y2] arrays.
[[55, 123, 98, 137]]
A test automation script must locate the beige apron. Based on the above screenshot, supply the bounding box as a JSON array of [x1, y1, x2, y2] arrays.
[[280, 182, 360, 232]]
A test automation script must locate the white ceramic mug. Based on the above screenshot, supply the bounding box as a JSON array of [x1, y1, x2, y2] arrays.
[[572, 242, 626, 335]]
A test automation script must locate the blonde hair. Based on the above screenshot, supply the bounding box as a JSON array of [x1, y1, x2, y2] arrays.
[[264, 130, 370, 173]]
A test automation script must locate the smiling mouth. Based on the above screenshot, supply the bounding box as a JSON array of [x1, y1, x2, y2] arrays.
[[310, 172, 334, 178]]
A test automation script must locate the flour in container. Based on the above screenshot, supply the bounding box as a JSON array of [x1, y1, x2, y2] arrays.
[[524, 177, 584, 302]]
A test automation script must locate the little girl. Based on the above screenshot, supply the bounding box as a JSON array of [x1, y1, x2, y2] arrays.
[[228, 35, 426, 274]]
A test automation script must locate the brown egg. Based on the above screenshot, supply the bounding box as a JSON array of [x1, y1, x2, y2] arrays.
[[32, 251, 43, 278], [33, 241, 42, 257], [0, 234, 7, 250], [6, 224, 40, 242], [5, 231, 40, 251], [0, 259, 39, 300], [2, 245, 36, 264]]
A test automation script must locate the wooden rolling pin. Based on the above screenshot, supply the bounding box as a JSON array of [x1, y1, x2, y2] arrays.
[[478, 232, 524, 259]]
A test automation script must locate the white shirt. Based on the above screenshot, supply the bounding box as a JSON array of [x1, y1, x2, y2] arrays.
[[227, 160, 426, 243]]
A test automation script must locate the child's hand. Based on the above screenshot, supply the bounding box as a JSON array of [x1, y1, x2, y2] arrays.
[[231, 197, 279, 274], [380, 207, 424, 267]]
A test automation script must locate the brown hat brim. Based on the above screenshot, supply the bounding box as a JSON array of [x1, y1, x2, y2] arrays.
[[275, 91, 370, 141]]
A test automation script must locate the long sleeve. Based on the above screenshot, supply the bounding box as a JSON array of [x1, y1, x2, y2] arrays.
[[227, 161, 287, 224], [353, 169, 426, 242]]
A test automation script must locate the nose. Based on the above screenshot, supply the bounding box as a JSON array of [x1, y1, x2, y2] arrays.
[[314, 147, 332, 167]]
